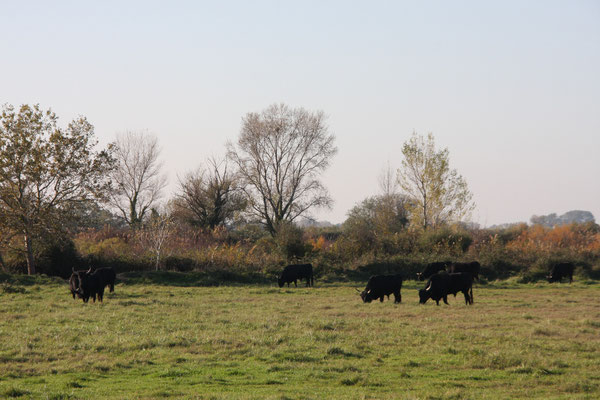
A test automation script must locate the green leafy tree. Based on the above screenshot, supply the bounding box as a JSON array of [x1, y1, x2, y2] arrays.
[[227, 103, 337, 235], [0, 104, 114, 274], [398, 132, 474, 230], [343, 194, 410, 253]]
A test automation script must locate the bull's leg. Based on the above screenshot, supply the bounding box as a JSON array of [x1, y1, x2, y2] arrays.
[[110, 283, 114, 292], [463, 290, 469, 305], [470, 288, 474, 304], [294, 280, 297, 287], [379, 295, 384, 302], [393, 291, 401, 304], [435, 299, 440, 306], [443, 296, 449, 305]]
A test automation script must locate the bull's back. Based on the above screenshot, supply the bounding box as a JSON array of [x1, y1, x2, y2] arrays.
[[554, 262, 574, 274], [283, 263, 312, 277], [366, 274, 402, 292], [96, 268, 116, 282], [449, 261, 480, 279], [448, 272, 473, 293]]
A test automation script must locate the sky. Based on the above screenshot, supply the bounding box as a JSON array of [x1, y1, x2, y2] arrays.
[[1, 1, 599, 226]]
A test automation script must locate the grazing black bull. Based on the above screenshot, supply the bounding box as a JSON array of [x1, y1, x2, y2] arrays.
[[419, 272, 473, 305], [359, 274, 403, 303], [74, 267, 116, 303], [416, 261, 451, 281], [278, 264, 314, 287], [547, 262, 575, 283], [448, 261, 481, 281]]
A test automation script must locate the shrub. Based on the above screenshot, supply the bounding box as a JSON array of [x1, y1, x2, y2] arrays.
[[273, 223, 309, 261], [418, 227, 473, 256]]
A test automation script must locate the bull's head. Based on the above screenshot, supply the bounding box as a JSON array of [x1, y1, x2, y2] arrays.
[[418, 289, 430, 304], [416, 272, 423, 281], [359, 289, 374, 303], [418, 282, 432, 304], [277, 277, 284, 288], [77, 272, 89, 291]]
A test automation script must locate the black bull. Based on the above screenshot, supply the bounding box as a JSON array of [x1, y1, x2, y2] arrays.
[[419, 272, 474, 305], [547, 262, 575, 283], [73, 267, 116, 303], [358, 274, 403, 304], [278, 264, 314, 287]]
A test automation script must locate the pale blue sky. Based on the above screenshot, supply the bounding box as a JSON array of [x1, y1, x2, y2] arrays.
[[2, 1, 599, 225]]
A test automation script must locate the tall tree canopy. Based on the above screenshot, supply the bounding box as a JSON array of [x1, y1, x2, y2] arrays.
[[109, 130, 167, 227], [398, 132, 474, 230], [0, 104, 114, 274], [228, 103, 337, 235]]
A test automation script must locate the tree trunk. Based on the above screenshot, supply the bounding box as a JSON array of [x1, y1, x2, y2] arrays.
[[24, 233, 36, 275], [0, 251, 8, 273]]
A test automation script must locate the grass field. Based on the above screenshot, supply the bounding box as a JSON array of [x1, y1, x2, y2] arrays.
[[1, 274, 599, 399]]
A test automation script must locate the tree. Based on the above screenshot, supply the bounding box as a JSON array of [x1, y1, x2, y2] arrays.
[[343, 194, 410, 252], [378, 161, 399, 197], [397, 132, 474, 230], [110, 130, 167, 227], [139, 207, 175, 271], [530, 210, 595, 227], [0, 104, 114, 274], [174, 157, 246, 229], [227, 103, 337, 235]]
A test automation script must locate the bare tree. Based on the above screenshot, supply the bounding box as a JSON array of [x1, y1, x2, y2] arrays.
[[110, 131, 167, 227], [227, 103, 337, 235], [174, 157, 246, 229], [378, 160, 398, 197], [139, 207, 175, 271]]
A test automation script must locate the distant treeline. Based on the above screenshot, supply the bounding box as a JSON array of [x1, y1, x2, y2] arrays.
[[1, 216, 598, 283]]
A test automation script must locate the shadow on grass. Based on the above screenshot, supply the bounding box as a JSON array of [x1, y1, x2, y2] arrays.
[[117, 270, 272, 287]]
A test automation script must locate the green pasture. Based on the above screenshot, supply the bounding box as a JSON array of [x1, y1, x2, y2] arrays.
[[0, 274, 599, 399]]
